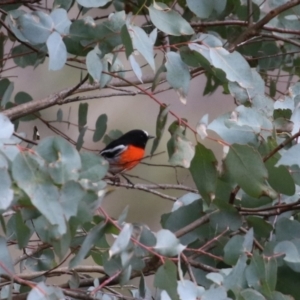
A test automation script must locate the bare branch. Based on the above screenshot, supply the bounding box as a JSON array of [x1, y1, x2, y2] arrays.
[[0, 0, 40, 5], [229, 0, 300, 51], [2, 75, 166, 121]]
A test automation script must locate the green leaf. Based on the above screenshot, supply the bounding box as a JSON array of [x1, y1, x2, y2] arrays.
[[252, 94, 274, 118], [228, 69, 264, 104], [129, 54, 143, 83], [76, 0, 111, 8], [0, 114, 14, 139], [60, 181, 87, 220], [210, 49, 253, 88], [121, 24, 133, 58], [187, 0, 226, 19], [245, 251, 277, 297], [167, 127, 195, 168], [276, 144, 300, 168], [17, 11, 54, 44], [190, 143, 217, 203], [53, 0, 74, 10], [228, 106, 272, 139], [109, 223, 133, 257], [15, 212, 32, 249], [15, 91, 40, 121], [154, 229, 186, 256], [79, 152, 108, 181], [0, 168, 13, 211], [12, 44, 44, 68], [240, 289, 265, 300], [277, 266, 300, 299], [162, 199, 203, 244], [57, 108, 63, 122], [148, 2, 194, 36], [223, 254, 247, 295], [7, 10, 28, 42], [177, 280, 198, 300], [151, 105, 169, 155], [36, 136, 81, 184], [224, 230, 253, 265], [50, 8, 71, 35], [28, 282, 64, 300], [128, 25, 155, 71], [69, 222, 106, 268], [93, 114, 107, 142], [275, 217, 300, 241], [86, 47, 103, 83], [225, 144, 271, 198], [78, 103, 88, 130], [208, 112, 259, 145], [69, 18, 97, 41], [76, 127, 87, 151], [0, 236, 15, 276], [1, 80, 14, 107], [265, 158, 295, 196], [201, 286, 228, 300], [210, 199, 242, 231], [152, 63, 167, 92], [154, 260, 179, 300], [0, 79, 10, 105], [187, 0, 216, 19], [246, 216, 273, 239], [103, 129, 123, 145], [12, 153, 67, 235], [165, 52, 190, 103], [206, 272, 224, 285], [27, 248, 55, 271], [274, 241, 300, 263], [172, 192, 200, 212], [47, 31, 67, 70]]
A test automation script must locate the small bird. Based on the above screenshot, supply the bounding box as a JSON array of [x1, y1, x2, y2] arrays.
[[100, 129, 154, 174]]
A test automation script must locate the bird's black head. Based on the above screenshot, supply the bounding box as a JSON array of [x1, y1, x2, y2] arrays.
[[118, 129, 154, 149]]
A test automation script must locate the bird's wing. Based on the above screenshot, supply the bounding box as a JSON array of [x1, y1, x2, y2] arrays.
[[100, 144, 128, 158]]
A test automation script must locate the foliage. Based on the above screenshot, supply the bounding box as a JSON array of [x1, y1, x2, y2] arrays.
[[1, 0, 300, 299]]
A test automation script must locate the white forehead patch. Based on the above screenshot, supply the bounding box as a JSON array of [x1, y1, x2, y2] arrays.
[[143, 130, 148, 136]]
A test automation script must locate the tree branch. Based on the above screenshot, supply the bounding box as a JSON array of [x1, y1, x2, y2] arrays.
[[229, 0, 300, 51], [0, 0, 40, 5], [2, 75, 165, 121]]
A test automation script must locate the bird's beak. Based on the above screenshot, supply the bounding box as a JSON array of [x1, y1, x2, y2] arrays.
[[148, 135, 155, 139]]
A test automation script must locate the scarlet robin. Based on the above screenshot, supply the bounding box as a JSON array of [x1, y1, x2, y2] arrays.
[[100, 129, 154, 174]]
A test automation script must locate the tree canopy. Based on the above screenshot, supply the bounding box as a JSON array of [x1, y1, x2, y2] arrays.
[[1, 0, 300, 299]]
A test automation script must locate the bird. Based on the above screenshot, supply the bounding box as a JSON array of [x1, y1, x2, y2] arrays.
[[100, 129, 154, 175]]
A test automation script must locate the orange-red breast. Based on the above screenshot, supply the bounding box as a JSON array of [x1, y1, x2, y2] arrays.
[[100, 129, 154, 174]]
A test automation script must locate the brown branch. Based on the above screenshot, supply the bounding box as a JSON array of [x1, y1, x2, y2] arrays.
[[229, 0, 300, 51], [2, 75, 165, 121], [175, 211, 218, 238], [106, 181, 198, 193], [0, 0, 40, 5], [263, 130, 300, 162], [229, 130, 300, 205], [192, 20, 300, 36], [13, 132, 38, 146], [108, 181, 178, 201]]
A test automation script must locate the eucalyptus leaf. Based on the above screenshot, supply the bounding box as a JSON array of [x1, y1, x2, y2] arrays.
[[154, 229, 186, 256], [225, 144, 271, 198], [165, 52, 190, 103], [37, 136, 81, 184], [47, 31, 67, 70], [149, 2, 194, 36], [76, 0, 111, 8]]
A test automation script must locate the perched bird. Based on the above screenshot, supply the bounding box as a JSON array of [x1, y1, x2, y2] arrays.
[[100, 129, 154, 174]]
